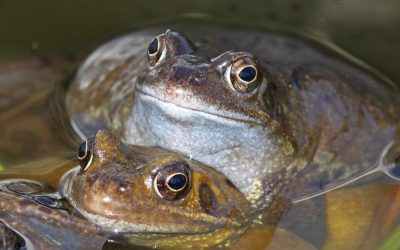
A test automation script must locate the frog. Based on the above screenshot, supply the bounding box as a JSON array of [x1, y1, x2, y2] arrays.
[[0, 128, 397, 249], [0, 54, 256, 249], [0, 181, 316, 250], [60, 129, 254, 249], [66, 24, 400, 209]]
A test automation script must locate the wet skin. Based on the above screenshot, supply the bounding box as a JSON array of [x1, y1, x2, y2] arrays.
[[67, 25, 400, 208], [61, 130, 252, 249], [0, 182, 108, 250]]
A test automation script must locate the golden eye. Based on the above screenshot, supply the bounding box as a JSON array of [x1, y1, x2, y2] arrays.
[[147, 34, 166, 66], [77, 136, 94, 171], [225, 57, 260, 94], [153, 161, 191, 200]]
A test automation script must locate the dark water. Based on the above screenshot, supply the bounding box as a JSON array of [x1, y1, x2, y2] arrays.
[[0, 1, 399, 249], [0, 0, 399, 85]]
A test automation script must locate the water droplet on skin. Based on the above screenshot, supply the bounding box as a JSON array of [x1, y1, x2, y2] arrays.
[[33, 195, 61, 208], [6, 181, 43, 195]]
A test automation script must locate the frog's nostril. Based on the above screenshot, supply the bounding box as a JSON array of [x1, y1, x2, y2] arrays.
[[117, 182, 132, 193]]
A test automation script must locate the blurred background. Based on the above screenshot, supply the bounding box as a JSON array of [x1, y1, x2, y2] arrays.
[[0, 0, 399, 83]]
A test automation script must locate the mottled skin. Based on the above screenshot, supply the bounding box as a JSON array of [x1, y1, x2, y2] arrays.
[[67, 25, 400, 208], [0, 188, 108, 250], [61, 130, 253, 249]]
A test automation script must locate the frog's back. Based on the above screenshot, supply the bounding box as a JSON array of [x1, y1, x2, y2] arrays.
[[196, 26, 400, 197], [234, 29, 400, 198]]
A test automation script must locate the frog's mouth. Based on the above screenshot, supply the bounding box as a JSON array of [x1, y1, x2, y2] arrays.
[[79, 209, 226, 234], [130, 85, 279, 197], [135, 85, 263, 126]]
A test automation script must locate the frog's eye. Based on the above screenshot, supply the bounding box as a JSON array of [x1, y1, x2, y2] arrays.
[[147, 35, 167, 66], [153, 161, 191, 200], [224, 57, 260, 94], [238, 66, 257, 82], [77, 136, 95, 171], [387, 155, 400, 180]]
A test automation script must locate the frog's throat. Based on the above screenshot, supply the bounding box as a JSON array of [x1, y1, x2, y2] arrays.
[[126, 90, 290, 203], [135, 86, 263, 126], [114, 226, 249, 249]]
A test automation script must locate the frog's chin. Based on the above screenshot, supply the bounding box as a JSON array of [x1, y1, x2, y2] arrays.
[[78, 209, 246, 249], [113, 227, 245, 249], [135, 86, 263, 126], [76, 209, 216, 234]]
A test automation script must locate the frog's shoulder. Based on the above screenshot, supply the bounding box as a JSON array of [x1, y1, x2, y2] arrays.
[[71, 29, 162, 91], [67, 29, 164, 139]]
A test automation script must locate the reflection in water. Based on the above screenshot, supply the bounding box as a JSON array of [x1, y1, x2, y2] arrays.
[[0, 56, 79, 168]]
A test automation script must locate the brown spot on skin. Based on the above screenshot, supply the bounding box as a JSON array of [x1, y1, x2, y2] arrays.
[[37, 205, 53, 216], [16, 199, 34, 208], [87, 172, 100, 186], [199, 183, 219, 216]]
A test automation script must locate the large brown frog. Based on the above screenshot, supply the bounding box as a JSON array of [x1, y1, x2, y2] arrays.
[[67, 25, 400, 209], [61, 130, 253, 249]]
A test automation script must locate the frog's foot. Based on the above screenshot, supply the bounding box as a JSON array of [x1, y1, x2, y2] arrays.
[[0, 185, 109, 250]]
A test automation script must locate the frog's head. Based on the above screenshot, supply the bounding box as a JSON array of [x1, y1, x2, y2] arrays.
[[136, 29, 273, 126], [63, 130, 252, 248], [130, 30, 295, 201]]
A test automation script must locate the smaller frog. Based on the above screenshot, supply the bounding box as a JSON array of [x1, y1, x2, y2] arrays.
[[61, 130, 253, 249]]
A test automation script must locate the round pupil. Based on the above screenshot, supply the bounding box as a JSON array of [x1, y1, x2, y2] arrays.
[[167, 174, 187, 190], [78, 141, 86, 158], [148, 38, 158, 55], [390, 156, 400, 178], [239, 66, 256, 82]]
